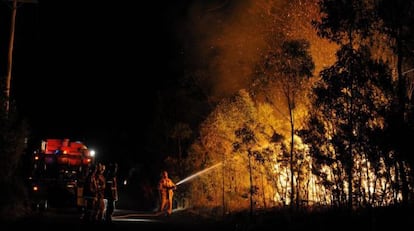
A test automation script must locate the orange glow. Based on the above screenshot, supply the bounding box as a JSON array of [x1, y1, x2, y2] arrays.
[[187, 0, 337, 102], [187, 87, 412, 211], [33, 186, 38, 191], [34, 156, 39, 160], [182, 0, 413, 212]]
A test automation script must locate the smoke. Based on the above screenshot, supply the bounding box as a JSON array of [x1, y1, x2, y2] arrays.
[[181, 0, 337, 101]]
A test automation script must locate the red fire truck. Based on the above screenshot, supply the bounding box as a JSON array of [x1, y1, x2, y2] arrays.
[[28, 138, 95, 210]]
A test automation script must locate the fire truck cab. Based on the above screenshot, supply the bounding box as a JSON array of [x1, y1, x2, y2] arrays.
[[28, 138, 94, 210]]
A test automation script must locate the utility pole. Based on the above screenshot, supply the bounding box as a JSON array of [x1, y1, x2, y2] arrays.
[[3, 0, 38, 113], [4, 0, 17, 113]]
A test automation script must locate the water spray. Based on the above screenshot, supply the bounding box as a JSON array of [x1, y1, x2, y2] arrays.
[[176, 162, 222, 186]]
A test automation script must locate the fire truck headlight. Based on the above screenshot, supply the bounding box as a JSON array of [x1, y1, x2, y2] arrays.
[[90, 150, 96, 157]]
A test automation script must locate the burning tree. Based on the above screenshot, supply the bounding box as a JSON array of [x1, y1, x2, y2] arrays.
[[254, 39, 315, 209], [179, 0, 414, 216], [184, 89, 319, 213], [301, 45, 398, 208], [309, 0, 414, 207]]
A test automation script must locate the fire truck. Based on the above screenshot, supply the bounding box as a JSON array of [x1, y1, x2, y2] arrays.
[[28, 138, 95, 210]]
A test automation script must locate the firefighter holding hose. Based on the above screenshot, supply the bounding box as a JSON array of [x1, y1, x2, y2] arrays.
[[158, 170, 176, 215]]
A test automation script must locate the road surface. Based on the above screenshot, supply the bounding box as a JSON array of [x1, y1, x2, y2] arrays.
[[7, 205, 413, 231], [7, 207, 232, 231]]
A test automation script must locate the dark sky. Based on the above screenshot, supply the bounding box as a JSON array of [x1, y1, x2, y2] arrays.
[[1, 1, 192, 165]]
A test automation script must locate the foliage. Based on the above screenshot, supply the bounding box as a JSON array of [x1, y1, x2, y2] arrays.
[[0, 99, 30, 219], [301, 44, 410, 207], [312, 0, 377, 46], [376, 0, 414, 178], [181, 0, 414, 215], [185, 88, 319, 213], [309, 0, 414, 207]]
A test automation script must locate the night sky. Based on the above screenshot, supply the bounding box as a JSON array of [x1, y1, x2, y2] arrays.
[[4, 0, 323, 172], [0, 1, 193, 168], [1, 0, 258, 176]]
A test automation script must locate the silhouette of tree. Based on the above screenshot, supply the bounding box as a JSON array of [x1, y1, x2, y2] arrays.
[[302, 45, 396, 208], [0, 94, 29, 218]]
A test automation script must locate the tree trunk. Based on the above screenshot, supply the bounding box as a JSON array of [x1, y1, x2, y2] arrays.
[[248, 150, 254, 218], [289, 97, 295, 210]]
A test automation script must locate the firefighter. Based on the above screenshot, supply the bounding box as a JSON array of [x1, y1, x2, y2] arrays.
[[104, 163, 118, 223], [158, 170, 176, 215], [82, 164, 97, 222], [95, 163, 106, 222]]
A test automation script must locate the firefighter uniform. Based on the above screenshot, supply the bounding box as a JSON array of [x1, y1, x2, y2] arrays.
[[104, 163, 118, 223], [95, 163, 106, 222], [158, 171, 176, 215], [82, 165, 97, 222]]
